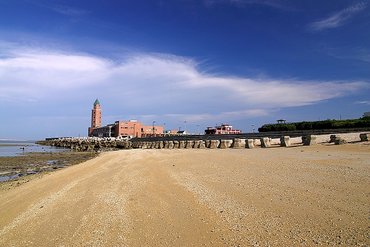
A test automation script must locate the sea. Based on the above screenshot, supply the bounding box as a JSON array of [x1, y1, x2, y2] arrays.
[[0, 140, 68, 157]]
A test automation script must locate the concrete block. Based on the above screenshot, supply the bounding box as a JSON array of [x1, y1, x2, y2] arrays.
[[158, 141, 164, 149], [193, 140, 200, 148], [231, 138, 245, 148], [198, 140, 206, 149], [173, 141, 179, 149], [205, 140, 211, 148], [168, 141, 174, 149], [179, 140, 185, 149], [302, 135, 317, 146], [185, 140, 194, 149], [163, 141, 169, 149], [280, 136, 291, 147], [260, 137, 271, 148], [360, 133, 370, 141], [329, 135, 336, 143], [209, 140, 219, 149], [334, 137, 347, 145], [154, 141, 160, 149], [246, 139, 255, 148], [220, 139, 232, 149]]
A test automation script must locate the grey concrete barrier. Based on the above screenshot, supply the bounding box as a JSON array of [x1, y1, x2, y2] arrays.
[[205, 140, 211, 148], [185, 140, 194, 149], [193, 140, 200, 148], [168, 141, 174, 149], [159, 141, 165, 149], [329, 135, 336, 143], [260, 137, 271, 148], [199, 140, 206, 149], [360, 133, 370, 141], [163, 141, 169, 149], [209, 140, 219, 149], [302, 135, 317, 146], [280, 136, 290, 147], [246, 139, 254, 149], [231, 138, 245, 149], [150, 142, 156, 149], [334, 137, 347, 145], [220, 139, 232, 149], [153, 141, 158, 149], [179, 141, 185, 149], [173, 140, 179, 149]]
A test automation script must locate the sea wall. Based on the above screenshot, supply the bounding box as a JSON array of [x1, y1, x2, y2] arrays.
[[37, 137, 131, 152], [38, 132, 369, 151]]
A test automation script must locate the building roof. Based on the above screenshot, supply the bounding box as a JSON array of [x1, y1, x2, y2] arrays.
[[94, 99, 100, 106]]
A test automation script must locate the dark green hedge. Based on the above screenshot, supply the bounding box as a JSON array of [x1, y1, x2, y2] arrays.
[[258, 117, 370, 132]]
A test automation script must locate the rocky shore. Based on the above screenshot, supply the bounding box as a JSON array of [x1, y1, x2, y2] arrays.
[[36, 137, 131, 151], [0, 151, 98, 189]]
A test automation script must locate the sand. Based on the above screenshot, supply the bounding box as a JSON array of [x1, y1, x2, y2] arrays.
[[0, 142, 369, 246]]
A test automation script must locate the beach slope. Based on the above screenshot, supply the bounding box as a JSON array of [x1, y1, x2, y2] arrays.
[[0, 144, 369, 246]]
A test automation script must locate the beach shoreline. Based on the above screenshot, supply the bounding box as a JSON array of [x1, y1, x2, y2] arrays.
[[0, 141, 369, 246], [0, 151, 98, 190]]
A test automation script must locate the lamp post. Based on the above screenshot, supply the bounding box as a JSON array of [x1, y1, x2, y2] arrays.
[[251, 124, 255, 133], [152, 121, 156, 136]]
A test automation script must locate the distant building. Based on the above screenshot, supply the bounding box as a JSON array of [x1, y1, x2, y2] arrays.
[[88, 99, 163, 138], [363, 112, 370, 117], [176, 130, 187, 135], [205, 124, 241, 135], [164, 129, 179, 135], [88, 99, 102, 136]]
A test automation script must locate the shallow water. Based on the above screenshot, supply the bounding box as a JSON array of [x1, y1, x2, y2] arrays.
[[0, 173, 22, 182], [0, 140, 68, 157]]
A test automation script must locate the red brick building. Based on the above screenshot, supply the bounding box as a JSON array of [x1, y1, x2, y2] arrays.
[[88, 99, 163, 138], [88, 99, 102, 136]]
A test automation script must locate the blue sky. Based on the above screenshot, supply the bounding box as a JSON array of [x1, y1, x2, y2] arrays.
[[0, 0, 369, 139]]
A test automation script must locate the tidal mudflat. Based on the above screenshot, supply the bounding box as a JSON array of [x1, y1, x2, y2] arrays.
[[0, 151, 98, 189]]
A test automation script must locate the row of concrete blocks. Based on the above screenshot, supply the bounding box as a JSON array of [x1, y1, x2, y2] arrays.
[[133, 136, 305, 149], [132, 133, 370, 149]]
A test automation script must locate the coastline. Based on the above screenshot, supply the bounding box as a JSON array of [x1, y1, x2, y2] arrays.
[[0, 151, 98, 190]]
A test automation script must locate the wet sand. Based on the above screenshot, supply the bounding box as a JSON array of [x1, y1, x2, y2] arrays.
[[0, 143, 369, 246]]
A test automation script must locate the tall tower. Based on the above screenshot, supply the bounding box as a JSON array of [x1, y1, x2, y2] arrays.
[[88, 99, 102, 136]]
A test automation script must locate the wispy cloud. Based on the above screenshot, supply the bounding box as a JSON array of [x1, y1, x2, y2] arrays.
[[27, 0, 89, 17], [328, 47, 370, 63], [204, 0, 294, 11], [48, 5, 90, 17], [0, 42, 368, 125], [355, 100, 370, 105], [309, 2, 367, 31]]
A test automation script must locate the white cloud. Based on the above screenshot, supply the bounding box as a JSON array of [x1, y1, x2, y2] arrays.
[[309, 2, 367, 31], [0, 43, 368, 124], [355, 100, 370, 105]]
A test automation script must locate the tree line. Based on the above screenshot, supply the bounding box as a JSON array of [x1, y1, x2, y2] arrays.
[[258, 117, 370, 132]]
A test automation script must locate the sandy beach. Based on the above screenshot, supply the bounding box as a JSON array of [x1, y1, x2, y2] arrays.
[[0, 142, 369, 246]]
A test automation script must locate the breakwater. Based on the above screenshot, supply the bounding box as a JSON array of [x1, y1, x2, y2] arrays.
[[37, 132, 370, 151]]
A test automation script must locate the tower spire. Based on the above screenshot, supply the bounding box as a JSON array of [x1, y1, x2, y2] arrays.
[[88, 99, 102, 136]]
